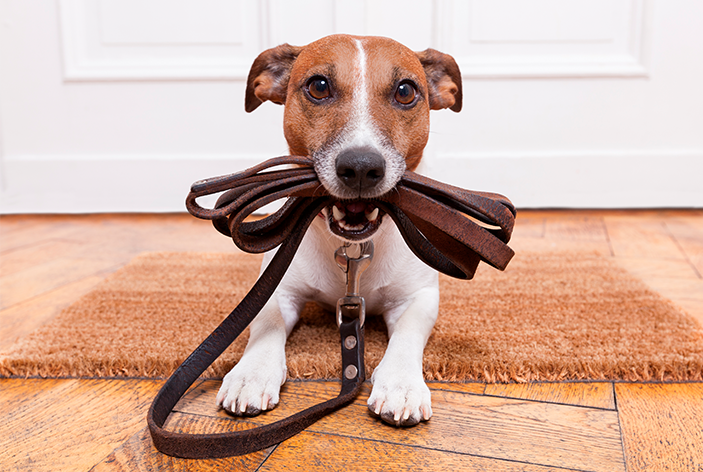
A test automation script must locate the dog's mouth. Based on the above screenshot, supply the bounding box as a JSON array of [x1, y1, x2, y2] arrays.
[[324, 200, 385, 241]]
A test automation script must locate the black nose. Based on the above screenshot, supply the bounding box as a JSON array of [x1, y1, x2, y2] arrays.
[[335, 147, 386, 192]]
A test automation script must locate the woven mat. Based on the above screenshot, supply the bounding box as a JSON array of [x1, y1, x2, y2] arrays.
[[2, 251, 702, 382]]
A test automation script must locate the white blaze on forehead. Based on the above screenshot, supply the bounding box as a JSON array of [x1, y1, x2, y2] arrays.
[[349, 39, 376, 148], [354, 40, 368, 111]]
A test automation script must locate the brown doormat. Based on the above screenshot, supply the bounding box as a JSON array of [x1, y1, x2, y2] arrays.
[[2, 251, 702, 382]]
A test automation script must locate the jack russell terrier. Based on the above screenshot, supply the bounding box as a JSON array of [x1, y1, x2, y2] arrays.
[[216, 34, 462, 426]]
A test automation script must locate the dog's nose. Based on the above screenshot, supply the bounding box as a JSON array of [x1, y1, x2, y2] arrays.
[[335, 147, 386, 191]]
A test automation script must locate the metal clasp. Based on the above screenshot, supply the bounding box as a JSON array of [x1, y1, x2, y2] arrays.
[[334, 241, 374, 327]]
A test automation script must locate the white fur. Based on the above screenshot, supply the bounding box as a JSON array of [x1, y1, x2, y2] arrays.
[[218, 38, 440, 426]]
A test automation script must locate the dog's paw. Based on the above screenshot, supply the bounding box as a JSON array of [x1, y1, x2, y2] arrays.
[[367, 366, 432, 427], [216, 355, 286, 417]]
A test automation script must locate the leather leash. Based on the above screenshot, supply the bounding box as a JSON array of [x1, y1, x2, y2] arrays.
[[147, 155, 516, 458]]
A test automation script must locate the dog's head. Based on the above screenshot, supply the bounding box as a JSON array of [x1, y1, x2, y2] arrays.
[[245, 34, 462, 242]]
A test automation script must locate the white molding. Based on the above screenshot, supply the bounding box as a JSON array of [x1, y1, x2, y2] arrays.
[[453, 57, 648, 79], [1, 150, 701, 213], [438, 0, 651, 78], [58, 0, 264, 81]]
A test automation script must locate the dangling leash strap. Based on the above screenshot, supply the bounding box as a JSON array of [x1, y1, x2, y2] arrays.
[[148, 155, 516, 458]]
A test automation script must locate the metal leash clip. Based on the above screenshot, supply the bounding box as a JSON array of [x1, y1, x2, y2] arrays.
[[334, 241, 374, 328]]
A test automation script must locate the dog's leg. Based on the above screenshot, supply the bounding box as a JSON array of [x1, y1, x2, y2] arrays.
[[367, 287, 439, 426], [216, 293, 301, 416]]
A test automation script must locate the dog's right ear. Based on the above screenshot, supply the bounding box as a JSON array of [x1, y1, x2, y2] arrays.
[[245, 44, 302, 113]]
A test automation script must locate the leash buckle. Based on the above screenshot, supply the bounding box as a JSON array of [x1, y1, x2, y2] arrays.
[[334, 241, 373, 327]]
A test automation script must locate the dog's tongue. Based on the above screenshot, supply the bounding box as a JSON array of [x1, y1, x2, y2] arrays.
[[345, 201, 367, 214]]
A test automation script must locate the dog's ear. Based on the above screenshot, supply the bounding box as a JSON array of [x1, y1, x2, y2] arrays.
[[245, 44, 302, 113], [415, 49, 463, 112]]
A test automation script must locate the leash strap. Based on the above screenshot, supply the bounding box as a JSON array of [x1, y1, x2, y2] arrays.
[[148, 155, 515, 458]]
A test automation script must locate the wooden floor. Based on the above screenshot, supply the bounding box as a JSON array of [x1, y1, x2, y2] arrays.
[[1, 210, 703, 471]]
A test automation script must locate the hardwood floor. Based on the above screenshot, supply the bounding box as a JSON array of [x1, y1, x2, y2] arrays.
[[1, 210, 702, 471]]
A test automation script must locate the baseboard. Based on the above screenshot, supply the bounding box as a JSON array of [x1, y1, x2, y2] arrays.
[[0, 154, 270, 214], [1, 151, 701, 213], [426, 150, 703, 209]]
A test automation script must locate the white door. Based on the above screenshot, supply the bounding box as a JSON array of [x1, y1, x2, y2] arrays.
[[1, 0, 701, 213]]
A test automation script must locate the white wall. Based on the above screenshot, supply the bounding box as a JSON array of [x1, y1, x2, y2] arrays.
[[0, 0, 701, 213]]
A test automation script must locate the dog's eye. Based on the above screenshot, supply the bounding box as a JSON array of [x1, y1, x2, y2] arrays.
[[394, 81, 417, 105], [307, 76, 331, 100]]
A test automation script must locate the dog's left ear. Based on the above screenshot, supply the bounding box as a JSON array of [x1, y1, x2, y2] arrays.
[[415, 49, 463, 112], [245, 44, 303, 113]]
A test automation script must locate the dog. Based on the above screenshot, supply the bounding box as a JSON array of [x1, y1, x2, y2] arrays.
[[216, 34, 462, 426]]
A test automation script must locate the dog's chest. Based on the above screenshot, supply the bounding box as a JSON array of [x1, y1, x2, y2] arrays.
[[286, 217, 437, 315]]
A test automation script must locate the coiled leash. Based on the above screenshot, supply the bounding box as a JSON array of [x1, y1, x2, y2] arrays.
[[147, 155, 516, 458]]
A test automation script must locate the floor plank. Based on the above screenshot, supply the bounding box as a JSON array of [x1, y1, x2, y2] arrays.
[[65, 214, 240, 255], [637, 278, 703, 326], [425, 381, 485, 395], [666, 218, 703, 277], [0, 379, 162, 472], [615, 383, 703, 472], [484, 382, 616, 410], [173, 380, 625, 472], [605, 217, 685, 260], [92, 419, 272, 472], [0, 217, 86, 254], [513, 215, 546, 239], [614, 257, 701, 280], [544, 216, 609, 242], [666, 299, 703, 328], [0, 274, 105, 351], [0, 239, 93, 276], [259, 430, 576, 472], [0, 256, 122, 310], [509, 238, 613, 256]]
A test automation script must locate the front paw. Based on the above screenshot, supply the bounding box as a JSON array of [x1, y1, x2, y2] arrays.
[[216, 355, 286, 417], [367, 367, 432, 427]]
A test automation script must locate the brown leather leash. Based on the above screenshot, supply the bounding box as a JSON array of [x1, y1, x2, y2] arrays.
[[147, 155, 516, 458]]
